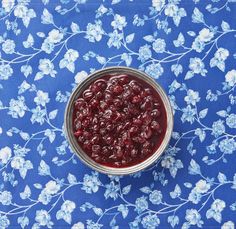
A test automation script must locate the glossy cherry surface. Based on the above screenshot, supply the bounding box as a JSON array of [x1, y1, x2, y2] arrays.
[[72, 74, 167, 167]]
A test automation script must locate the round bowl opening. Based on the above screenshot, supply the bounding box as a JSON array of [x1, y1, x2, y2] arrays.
[[64, 67, 173, 175]]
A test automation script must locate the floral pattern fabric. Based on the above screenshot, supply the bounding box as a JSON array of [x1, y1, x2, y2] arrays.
[[0, 0, 236, 228]]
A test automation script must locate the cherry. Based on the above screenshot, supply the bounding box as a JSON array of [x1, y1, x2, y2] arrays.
[[118, 75, 129, 85], [92, 117, 98, 124], [143, 141, 151, 149], [146, 95, 153, 101], [77, 112, 84, 121], [120, 112, 126, 121], [141, 148, 151, 157], [113, 162, 122, 167], [74, 98, 87, 110], [123, 121, 131, 130], [124, 139, 133, 148], [82, 107, 91, 116], [124, 150, 132, 160], [99, 128, 107, 136], [141, 100, 153, 111], [157, 128, 163, 134], [151, 121, 160, 131], [121, 131, 130, 140], [113, 98, 123, 108], [104, 109, 113, 120], [83, 140, 92, 151], [133, 118, 143, 126], [91, 135, 100, 144], [130, 80, 141, 94], [154, 102, 161, 108], [92, 145, 101, 153], [100, 101, 108, 111], [132, 95, 141, 104], [77, 136, 84, 143], [113, 85, 123, 95], [116, 137, 124, 147], [144, 127, 153, 139], [144, 88, 152, 95], [102, 146, 110, 156], [109, 154, 117, 160], [138, 136, 146, 144], [121, 159, 128, 166], [90, 99, 99, 109], [122, 86, 132, 100], [151, 109, 161, 118], [131, 149, 138, 158], [104, 91, 113, 103], [94, 79, 107, 91], [140, 91, 146, 99], [106, 124, 114, 132], [96, 91, 103, 100], [110, 77, 119, 85], [94, 156, 102, 163], [90, 84, 100, 93], [142, 112, 152, 125], [82, 119, 90, 128], [104, 135, 113, 145], [74, 119, 82, 130], [116, 125, 123, 134], [91, 152, 98, 158], [128, 104, 139, 116], [114, 112, 122, 121], [123, 107, 129, 115], [109, 105, 117, 112], [92, 124, 99, 133], [115, 147, 123, 158], [100, 121, 106, 128], [83, 90, 93, 101], [74, 129, 83, 137], [129, 126, 139, 136], [83, 131, 91, 140]]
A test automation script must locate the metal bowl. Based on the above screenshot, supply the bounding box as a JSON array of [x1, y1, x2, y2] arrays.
[[64, 67, 173, 175]]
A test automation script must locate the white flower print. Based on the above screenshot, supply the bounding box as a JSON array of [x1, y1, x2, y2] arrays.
[[47, 29, 64, 44], [2, 0, 15, 12], [34, 90, 50, 107], [0, 146, 12, 164], [225, 70, 236, 87]]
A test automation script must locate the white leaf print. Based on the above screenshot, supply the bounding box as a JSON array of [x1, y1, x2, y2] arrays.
[[126, 33, 135, 43], [67, 173, 77, 184], [218, 172, 227, 183], [41, 8, 54, 24], [122, 185, 131, 195], [199, 108, 208, 119], [49, 110, 58, 120], [192, 7, 205, 23], [34, 183, 42, 189], [221, 21, 230, 31], [71, 22, 80, 33], [23, 34, 34, 48], [143, 35, 155, 42], [20, 185, 31, 199], [38, 160, 51, 176]]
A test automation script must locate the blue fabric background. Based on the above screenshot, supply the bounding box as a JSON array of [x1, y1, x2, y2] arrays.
[[0, 0, 236, 228]]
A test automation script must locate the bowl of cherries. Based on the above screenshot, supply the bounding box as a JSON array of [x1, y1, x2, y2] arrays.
[[64, 67, 173, 175]]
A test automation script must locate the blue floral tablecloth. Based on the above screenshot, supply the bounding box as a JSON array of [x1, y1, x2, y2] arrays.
[[0, 0, 236, 228]]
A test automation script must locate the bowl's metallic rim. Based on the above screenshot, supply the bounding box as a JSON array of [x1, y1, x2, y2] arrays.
[[64, 66, 174, 175]]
